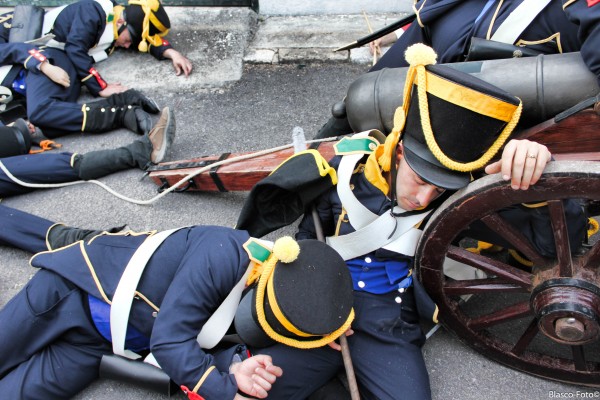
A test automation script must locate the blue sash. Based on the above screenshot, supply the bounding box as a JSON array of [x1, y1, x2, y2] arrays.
[[88, 294, 149, 352]]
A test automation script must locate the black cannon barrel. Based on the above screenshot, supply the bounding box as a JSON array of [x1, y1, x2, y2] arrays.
[[346, 52, 599, 133]]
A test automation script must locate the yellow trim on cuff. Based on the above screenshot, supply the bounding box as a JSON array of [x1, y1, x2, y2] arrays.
[[563, 0, 577, 9], [516, 32, 562, 54], [45, 222, 65, 250], [193, 365, 217, 393], [81, 74, 94, 82], [422, 71, 519, 122], [81, 104, 88, 131], [70, 153, 79, 168], [24, 55, 34, 69]]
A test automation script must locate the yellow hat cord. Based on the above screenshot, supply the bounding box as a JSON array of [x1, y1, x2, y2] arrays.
[[378, 64, 418, 172], [128, 0, 169, 52], [416, 68, 524, 172], [253, 254, 355, 349], [112, 5, 125, 41]]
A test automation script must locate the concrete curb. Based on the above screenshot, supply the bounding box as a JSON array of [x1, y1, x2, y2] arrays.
[[0, 6, 406, 91], [244, 13, 406, 65]]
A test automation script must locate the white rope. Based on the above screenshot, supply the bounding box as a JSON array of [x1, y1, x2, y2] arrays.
[[0, 137, 338, 206]]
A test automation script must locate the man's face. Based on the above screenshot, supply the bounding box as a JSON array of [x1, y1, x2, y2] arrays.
[[114, 23, 132, 48], [395, 153, 445, 211]]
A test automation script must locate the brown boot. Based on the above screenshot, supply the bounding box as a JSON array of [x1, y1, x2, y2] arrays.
[[148, 107, 176, 163], [74, 107, 175, 180]]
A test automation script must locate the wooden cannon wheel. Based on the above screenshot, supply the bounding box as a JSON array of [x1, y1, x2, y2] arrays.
[[417, 161, 600, 387]]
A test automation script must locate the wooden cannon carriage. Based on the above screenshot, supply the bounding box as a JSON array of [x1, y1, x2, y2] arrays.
[[148, 55, 600, 387]]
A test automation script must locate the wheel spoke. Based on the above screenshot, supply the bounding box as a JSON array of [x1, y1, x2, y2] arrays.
[[547, 200, 573, 276], [467, 300, 532, 331], [511, 318, 539, 356], [582, 240, 600, 268], [572, 346, 587, 371], [444, 279, 527, 295], [481, 213, 547, 266], [417, 162, 600, 386], [448, 246, 532, 288]]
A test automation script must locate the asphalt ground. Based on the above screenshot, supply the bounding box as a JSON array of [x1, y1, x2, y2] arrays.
[[0, 62, 595, 399]]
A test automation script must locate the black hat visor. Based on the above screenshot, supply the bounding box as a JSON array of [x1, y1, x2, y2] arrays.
[[402, 134, 470, 191]]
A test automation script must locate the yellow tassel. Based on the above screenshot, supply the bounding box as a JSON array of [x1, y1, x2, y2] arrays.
[[272, 236, 300, 264], [404, 43, 437, 67]]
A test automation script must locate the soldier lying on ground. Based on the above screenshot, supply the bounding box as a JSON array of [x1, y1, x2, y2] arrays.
[[0, 0, 191, 137], [0, 106, 174, 198], [237, 44, 588, 400], [0, 204, 356, 399]]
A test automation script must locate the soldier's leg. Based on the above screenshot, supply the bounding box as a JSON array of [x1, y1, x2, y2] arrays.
[[0, 270, 111, 399], [74, 107, 175, 180], [0, 204, 55, 253], [0, 203, 116, 253], [0, 152, 79, 197], [348, 290, 431, 400]]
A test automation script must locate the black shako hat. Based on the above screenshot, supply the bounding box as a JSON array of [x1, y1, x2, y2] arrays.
[[0, 118, 31, 157], [235, 238, 354, 349], [379, 44, 522, 190], [124, 0, 170, 52]]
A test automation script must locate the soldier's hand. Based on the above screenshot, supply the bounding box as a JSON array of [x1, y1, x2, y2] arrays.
[[485, 139, 552, 190], [369, 32, 398, 55], [327, 328, 354, 351], [98, 83, 128, 97], [163, 49, 193, 77], [230, 354, 282, 399], [40, 61, 70, 88]]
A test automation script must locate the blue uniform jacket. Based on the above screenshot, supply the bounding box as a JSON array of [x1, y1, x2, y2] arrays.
[[374, 0, 600, 85], [30, 225, 254, 400], [297, 151, 587, 293]]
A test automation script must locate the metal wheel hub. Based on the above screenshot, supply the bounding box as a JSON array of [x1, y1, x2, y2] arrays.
[[531, 278, 600, 345]]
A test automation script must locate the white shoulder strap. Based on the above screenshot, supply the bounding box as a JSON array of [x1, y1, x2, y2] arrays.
[[326, 209, 430, 260], [336, 152, 377, 229], [336, 130, 379, 229], [111, 228, 181, 360], [195, 265, 252, 349], [490, 0, 552, 44]]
